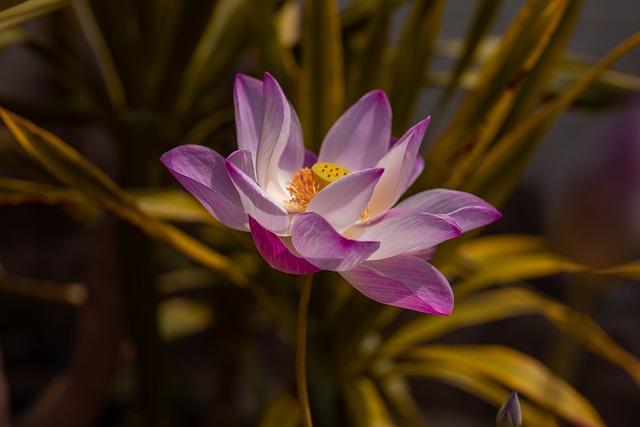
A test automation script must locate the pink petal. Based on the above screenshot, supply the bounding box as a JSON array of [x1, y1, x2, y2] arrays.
[[226, 155, 290, 235], [291, 212, 379, 271], [340, 255, 453, 315], [356, 212, 461, 260], [307, 168, 384, 233], [406, 152, 425, 192], [161, 145, 248, 230], [278, 104, 305, 176], [234, 74, 264, 158], [318, 90, 392, 170], [256, 73, 291, 192], [303, 149, 318, 168], [249, 217, 321, 274], [368, 116, 430, 217], [227, 149, 256, 181], [393, 189, 501, 232]]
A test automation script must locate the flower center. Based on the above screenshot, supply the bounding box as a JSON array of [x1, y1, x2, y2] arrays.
[[311, 162, 350, 189], [285, 162, 370, 220], [285, 162, 348, 212]]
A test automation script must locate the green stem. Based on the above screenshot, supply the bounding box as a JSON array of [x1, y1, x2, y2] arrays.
[[296, 274, 314, 427]]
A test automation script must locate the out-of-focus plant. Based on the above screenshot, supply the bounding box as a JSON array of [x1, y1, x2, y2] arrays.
[[0, 0, 639, 426]]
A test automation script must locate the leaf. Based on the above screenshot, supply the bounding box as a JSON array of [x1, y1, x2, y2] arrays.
[[257, 391, 300, 427], [380, 287, 640, 388], [0, 176, 88, 206], [450, 234, 586, 297], [0, 272, 86, 306], [250, 0, 297, 96], [158, 297, 214, 342], [376, 374, 423, 427], [463, 31, 640, 207], [299, 0, 344, 151], [0, 108, 250, 287], [343, 376, 395, 427], [433, 0, 504, 115], [72, 0, 127, 109], [387, 361, 559, 427], [173, 0, 251, 115], [129, 188, 218, 225], [424, 0, 569, 187], [0, 0, 71, 31], [597, 261, 640, 280], [387, 0, 444, 133], [396, 344, 606, 427], [432, 42, 640, 109]]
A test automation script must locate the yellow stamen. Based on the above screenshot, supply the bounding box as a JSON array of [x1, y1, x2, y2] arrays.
[[360, 204, 370, 221], [312, 162, 350, 189], [285, 167, 320, 211]]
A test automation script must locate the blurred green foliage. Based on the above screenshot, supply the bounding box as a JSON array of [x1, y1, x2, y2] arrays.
[[0, 0, 639, 426]]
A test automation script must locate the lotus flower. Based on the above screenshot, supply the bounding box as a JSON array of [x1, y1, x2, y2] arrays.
[[161, 72, 500, 315]]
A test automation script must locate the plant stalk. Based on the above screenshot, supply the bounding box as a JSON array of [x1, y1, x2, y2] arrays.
[[296, 274, 314, 427]]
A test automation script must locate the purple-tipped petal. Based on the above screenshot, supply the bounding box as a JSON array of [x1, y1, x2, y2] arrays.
[[318, 90, 392, 170], [161, 145, 248, 230], [356, 212, 461, 260], [234, 74, 264, 157], [393, 189, 501, 232], [249, 217, 321, 274], [226, 155, 290, 235], [307, 168, 384, 233], [291, 212, 379, 271], [340, 255, 454, 315], [368, 116, 430, 217], [256, 73, 292, 192]]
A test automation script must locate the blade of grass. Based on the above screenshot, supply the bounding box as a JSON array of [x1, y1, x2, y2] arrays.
[[72, 0, 127, 109], [380, 286, 640, 389], [346, 0, 392, 104], [0, 0, 70, 31], [464, 31, 640, 207], [0, 108, 248, 285], [398, 344, 605, 427], [433, 0, 504, 116], [299, 0, 344, 151], [387, 0, 444, 134], [424, 0, 568, 187], [386, 362, 560, 427]]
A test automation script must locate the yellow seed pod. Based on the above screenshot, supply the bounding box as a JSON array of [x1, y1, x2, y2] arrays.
[[311, 162, 350, 189]]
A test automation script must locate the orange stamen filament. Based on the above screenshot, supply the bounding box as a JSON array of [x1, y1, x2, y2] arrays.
[[285, 165, 370, 220], [285, 167, 320, 211]]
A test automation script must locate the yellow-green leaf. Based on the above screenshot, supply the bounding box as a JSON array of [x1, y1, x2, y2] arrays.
[[343, 376, 395, 427], [0, 0, 70, 31], [0, 108, 250, 287], [0, 176, 87, 206], [398, 344, 605, 427], [257, 391, 300, 427], [380, 287, 640, 388], [424, 0, 569, 187], [158, 297, 214, 342], [387, 360, 559, 427], [463, 31, 640, 207], [450, 234, 585, 297]]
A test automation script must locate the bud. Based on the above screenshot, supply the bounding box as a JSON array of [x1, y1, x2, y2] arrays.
[[496, 390, 522, 427]]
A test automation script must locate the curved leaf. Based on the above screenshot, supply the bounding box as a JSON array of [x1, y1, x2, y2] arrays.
[[380, 287, 640, 388], [396, 344, 605, 427]]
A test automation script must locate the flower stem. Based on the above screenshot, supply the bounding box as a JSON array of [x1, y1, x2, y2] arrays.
[[296, 274, 314, 427]]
